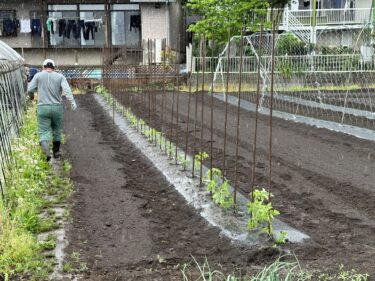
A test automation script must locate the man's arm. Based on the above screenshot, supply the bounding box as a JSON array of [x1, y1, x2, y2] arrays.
[[61, 76, 77, 110], [27, 75, 38, 100]]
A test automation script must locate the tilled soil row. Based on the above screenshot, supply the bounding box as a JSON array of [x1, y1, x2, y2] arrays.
[[113, 90, 375, 277], [63, 94, 279, 281]]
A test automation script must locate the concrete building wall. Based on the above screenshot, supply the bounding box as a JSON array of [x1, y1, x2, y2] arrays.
[[1, 1, 185, 66], [0, 0, 37, 17], [317, 30, 342, 48], [140, 4, 167, 41], [168, 1, 183, 58], [140, 2, 183, 61], [356, 0, 371, 9], [17, 48, 103, 66], [317, 28, 369, 49], [0, 0, 43, 48], [296, 0, 371, 10]]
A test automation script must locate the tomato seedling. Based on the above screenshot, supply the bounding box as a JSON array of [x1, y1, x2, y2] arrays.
[[247, 188, 280, 237]]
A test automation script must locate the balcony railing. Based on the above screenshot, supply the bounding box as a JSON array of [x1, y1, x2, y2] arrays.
[[282, 8, 371, 27]]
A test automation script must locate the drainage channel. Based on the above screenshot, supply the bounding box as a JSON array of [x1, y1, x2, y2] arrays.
[[95, 94, 309, 244]]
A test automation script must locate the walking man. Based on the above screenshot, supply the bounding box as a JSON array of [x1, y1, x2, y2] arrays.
[[27, 59, 77, 161]]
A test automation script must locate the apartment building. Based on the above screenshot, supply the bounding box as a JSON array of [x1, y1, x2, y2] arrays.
[[280, 0, 372, 47], [0, 0, 183, 66]]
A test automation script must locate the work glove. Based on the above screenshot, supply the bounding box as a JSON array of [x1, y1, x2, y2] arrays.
[[71, 102, 77, 111]]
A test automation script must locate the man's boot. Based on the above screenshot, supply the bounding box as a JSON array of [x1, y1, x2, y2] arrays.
[[53, 141, 61, 159], [40, 141, 51, 162]]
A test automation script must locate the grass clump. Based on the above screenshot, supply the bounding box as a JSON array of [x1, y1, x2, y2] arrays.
[[0, 213, 47, 280], [3, 108, 52, 233], [61, 251, 88, 274], [180, 256, 369, 281], [39, 234, 56, 251], [0, 105, 71, 280], [181, 256, 302, 281]]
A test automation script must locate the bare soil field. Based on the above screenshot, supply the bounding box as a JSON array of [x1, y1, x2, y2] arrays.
[[117, 90, 375, 276], [63, 92, 375, 279], [62, 95, 278, 280]]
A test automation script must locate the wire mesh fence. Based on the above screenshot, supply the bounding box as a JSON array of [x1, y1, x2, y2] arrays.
[[95, 27, 375, 217], [204, 29, 375, 131], [0, 60, 27, 199]]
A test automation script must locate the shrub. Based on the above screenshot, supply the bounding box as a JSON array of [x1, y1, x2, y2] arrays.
[[276, 33, 308, 56]]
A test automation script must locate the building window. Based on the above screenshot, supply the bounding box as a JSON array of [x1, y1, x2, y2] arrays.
[[0, 10, 18, 37], [47, 4, 105, 48], [342, 31, 353, 48], [79, 8, 105, 47], [111, 4, 141, 47]]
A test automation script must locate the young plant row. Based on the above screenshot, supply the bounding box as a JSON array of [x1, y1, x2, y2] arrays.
[[196, 152, 286, 243], [0, 105, 73, 280], [97, 85, 284, 243]]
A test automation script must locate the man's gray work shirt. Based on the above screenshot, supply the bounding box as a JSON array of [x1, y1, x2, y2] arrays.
[[27, 70, 75, 106]]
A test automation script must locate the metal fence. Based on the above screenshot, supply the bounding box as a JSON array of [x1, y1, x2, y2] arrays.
[[102, 64, 179, 94], [0, 60, 27, 198], [57, 66, 102, 80], [194, 57, 375, 130], [98, 55, 375, 216], [192, 54, 375, 74], [286, 8, 371, 26]]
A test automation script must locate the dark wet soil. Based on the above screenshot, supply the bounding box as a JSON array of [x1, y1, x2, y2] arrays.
[[112, 90, 375, 278], [62, 95, 280, 280], [62, 89, 375, 279]]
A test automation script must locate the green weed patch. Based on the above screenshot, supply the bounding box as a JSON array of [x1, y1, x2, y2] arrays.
[[0, 105, 72, 280]]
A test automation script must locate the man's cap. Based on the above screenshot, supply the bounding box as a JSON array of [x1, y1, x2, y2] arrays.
[[43, 59, 55, 68]]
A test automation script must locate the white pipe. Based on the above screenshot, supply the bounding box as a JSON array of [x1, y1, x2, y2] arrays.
[[165, 0, 170, 47]]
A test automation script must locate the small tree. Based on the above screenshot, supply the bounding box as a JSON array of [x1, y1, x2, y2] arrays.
[[276, 33, 308, 56], [185, 0, 277, 43]]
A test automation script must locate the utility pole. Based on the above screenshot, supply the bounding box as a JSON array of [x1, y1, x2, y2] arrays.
[[103, 0, 110, 66], [104, 0, 110, 50], [311, 0, 317, 44], [371, 0, 375, 47], [41, 0, 46, 58]]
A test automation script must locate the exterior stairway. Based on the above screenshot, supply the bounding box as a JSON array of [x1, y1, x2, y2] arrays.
[[284, 10, 312, 44]]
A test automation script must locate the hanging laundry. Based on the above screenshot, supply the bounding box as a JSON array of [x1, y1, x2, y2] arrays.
[[46, 18, 54, 34], [52, 18, 58, 34], [96, 20, 103, 31], [72, 21, 81, 40], [77, 20, 85, 39], [31, 19, 41, 36], [84, 22, 95, 40], [20, 19, 31, 33], [58, 19, 66, 37], [129, 15, 141, 32], [65, 20, 76, 39], [3, 19, 17, 36], [5, 19, 16, 36]]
